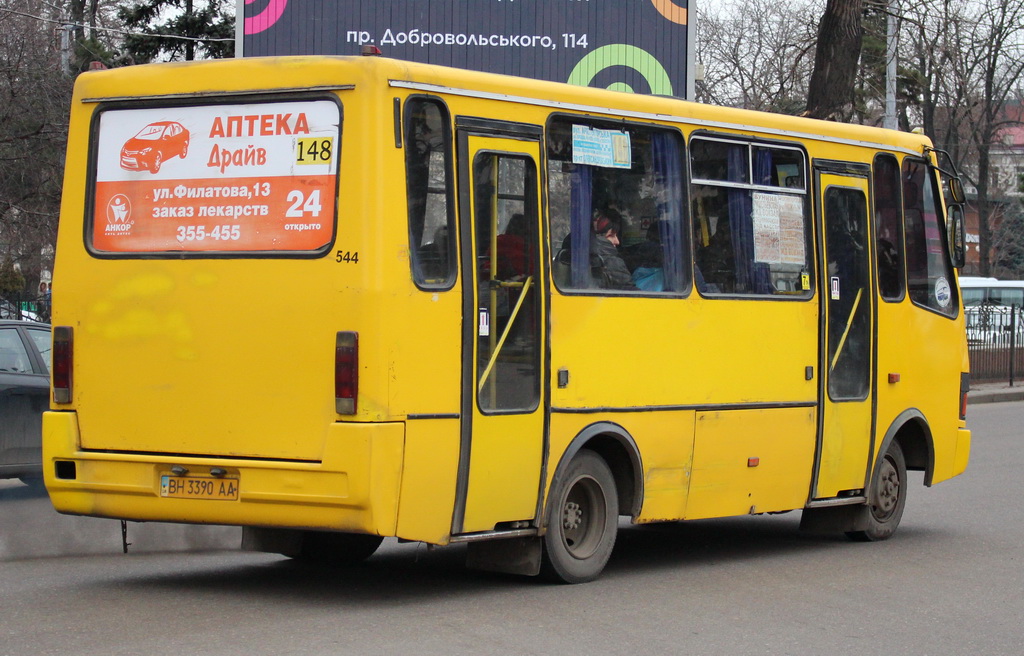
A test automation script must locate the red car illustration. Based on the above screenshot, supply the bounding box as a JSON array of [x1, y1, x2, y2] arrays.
[[120, 121, 190, 173]]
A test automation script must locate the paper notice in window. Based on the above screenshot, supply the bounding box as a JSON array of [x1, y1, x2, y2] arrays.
[[752, 192, 805, 265]]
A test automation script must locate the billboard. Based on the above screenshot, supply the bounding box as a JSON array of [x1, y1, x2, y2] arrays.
[[238, 0, 694, 99], [91, 99, 339, 254]]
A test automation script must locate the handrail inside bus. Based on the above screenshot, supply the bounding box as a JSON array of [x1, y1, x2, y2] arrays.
[[478, 276, 534, 394], [830, 288, 864, 374]]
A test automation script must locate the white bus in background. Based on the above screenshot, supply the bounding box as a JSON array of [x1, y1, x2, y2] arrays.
[[960, 277, 1024, 345], [959, 277, 1024, 307]]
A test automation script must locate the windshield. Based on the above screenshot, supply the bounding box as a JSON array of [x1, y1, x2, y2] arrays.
[[134, 125, 165, 140]]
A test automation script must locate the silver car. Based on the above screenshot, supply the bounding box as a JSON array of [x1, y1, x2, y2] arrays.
[[0, 320, 50, 484]]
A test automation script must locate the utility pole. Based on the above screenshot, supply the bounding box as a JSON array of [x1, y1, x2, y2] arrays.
[[185, 0, 195, 61], [60, 24, 74, 76], [883, 0, 899, 130]]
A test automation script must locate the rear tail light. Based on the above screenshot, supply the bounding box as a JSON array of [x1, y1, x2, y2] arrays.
[[53, 326, 73, 404], [335, 331, 358, 414]]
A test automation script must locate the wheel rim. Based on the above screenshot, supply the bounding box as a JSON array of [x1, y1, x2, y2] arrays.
[[871, 455, 901, 521], [558, 474, 607, 560]]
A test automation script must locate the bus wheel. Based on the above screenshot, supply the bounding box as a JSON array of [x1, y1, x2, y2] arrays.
[[294, 531, 384, 566], [847, 441, 907, 542], [541, 450, 618, 583]]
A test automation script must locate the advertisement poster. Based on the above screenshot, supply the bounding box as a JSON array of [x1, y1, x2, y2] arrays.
[[91, 99, 339, 254], [752, 192, 806, 266], [240, 0, 692, 98]]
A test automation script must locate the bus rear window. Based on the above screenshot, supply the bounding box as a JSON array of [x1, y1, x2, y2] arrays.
[[88, 98, 340, 255]]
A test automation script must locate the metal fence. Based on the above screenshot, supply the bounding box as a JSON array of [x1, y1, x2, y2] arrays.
[[966, 304, 1023, 385], [0, 294, 51, 324]]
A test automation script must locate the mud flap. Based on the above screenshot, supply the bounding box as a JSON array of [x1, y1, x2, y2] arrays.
[[799, 504, 871, 535], [241, 526, 304, 557], [465, 536, 542, 576]]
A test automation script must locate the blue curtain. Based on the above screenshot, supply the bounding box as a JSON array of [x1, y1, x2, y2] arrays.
[[570, 165, 593, 288], [727, 147, 776, 294], [754, 148, 773, 185], [727, 146, 753, 292], [752, 148, 774, 294], [650, 133, 685, 292]]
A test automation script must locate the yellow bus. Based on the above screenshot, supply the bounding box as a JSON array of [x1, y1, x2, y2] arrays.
[[45, 55, 971, 583]]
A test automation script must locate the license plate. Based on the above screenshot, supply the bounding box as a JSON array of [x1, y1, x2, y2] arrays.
[[160, 474, 239, 500]]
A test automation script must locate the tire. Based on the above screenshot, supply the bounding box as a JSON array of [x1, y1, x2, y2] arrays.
[[847, 441, 907, 542], [151, 153, 162, 173], [180, 143, 188, 158], [541, 450, 619, 584], [291, 531, 384, 566]]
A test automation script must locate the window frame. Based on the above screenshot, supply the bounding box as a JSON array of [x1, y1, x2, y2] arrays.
[[545, 113, 692, 298], [470, 150, 542, 415], [823, 184, 872, 402], [901, 156, 959, 319], [872, 152, 907, 303], [688, 132, 814, 300], [405, 95, 458, 291]]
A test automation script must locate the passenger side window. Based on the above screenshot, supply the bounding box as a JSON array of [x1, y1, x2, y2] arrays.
[[990, 289, 1023, 306], [0, 329, 32, 374], [406, 97, 455, 288], [27, 329, 50, 373], [690, 137, 811, 296], [547, 118, 689, 294], [903, 159, 957, 317], [873, 154, 905, 301], [961, 288, 985, 307]]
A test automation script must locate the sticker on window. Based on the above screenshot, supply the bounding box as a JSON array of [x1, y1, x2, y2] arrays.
[[91, 99, 340, 253], [935, 277, 951, 308], [571, 125, 631, 169]]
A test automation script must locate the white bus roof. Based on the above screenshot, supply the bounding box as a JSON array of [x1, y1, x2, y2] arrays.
[[959, 277, 1024, 288]]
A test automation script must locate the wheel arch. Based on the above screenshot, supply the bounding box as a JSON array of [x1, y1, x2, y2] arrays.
[[877, 408, 935, 487], [547, 421, 644, 523]]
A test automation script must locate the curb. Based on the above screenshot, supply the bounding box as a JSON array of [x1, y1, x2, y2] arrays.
[[968, 388, 1024, 405]]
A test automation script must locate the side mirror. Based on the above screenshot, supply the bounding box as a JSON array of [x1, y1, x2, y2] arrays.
[[948, 204, 966, 269], [948, 177, 966, 204]]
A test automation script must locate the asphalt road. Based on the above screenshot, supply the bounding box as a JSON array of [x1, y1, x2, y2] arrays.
[[1, 401, 1021, 655]]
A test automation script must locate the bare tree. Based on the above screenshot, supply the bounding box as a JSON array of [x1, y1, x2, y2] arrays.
[[904, 0, 1024, 276], [0, 2, 75, 296], [805, 0, 865, 119], [696, 0, 819, 113]]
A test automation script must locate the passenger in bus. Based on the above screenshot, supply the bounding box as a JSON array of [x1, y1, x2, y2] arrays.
[[590, 209, 636, 290], [695, 216, 735, 292], [495, 213, 532, 280], [876, 226, 900, 298], [624, 222, 666, 291]]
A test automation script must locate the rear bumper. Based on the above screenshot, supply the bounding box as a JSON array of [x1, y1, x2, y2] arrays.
[[42, 411, 405, 536], [953, 426, 971, 478]]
